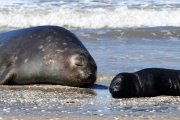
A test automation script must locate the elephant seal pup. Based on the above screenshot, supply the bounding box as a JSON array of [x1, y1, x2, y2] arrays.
[[0, 25, 97, 87], [109, 68, 180, 98]]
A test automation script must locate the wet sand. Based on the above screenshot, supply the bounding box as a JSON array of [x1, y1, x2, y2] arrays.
[[1, 114, 180, 120], [0, 76, 180, 119]]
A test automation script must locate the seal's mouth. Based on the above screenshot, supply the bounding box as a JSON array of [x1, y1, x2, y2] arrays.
[[77, 72, 96, 84], [110, 90, 126, 98], [109, 86, 124, 98], [111, 92, 121, 98]]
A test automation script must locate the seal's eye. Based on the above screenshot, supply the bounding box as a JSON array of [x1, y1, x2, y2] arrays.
[[75, 60, 84, 66], [71, 54, 86, 67], [75, 55, 87, 67]]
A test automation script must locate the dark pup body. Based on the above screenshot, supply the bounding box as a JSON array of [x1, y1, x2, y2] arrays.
[[109, 68, 180, 98], [0, 26, 97, 87]]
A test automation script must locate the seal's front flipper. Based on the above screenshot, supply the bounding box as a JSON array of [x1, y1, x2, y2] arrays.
[[0, 67, 16, 85]]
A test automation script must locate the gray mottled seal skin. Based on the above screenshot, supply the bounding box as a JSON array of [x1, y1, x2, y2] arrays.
[[0, 25, 97, 87], [109, 68, 180, 98]]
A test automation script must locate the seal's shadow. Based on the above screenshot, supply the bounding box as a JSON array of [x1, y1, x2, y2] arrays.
[[90, 84, 109, 90]]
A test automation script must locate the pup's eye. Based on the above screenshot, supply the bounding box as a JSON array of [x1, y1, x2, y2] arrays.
[[115, 82, 120, 85]]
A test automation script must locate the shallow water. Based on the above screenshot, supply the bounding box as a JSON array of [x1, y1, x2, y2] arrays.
[[73, 27, 180, 75]]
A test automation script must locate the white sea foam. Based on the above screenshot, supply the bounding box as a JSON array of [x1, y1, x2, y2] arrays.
[[0, 0, 179, 28], [0, 8, 179, 28]]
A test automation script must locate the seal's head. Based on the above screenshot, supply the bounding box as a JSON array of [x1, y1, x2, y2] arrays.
[[41, 49, 97, 87], [67, 52, 97, 87], [109, 73, 137, 98]]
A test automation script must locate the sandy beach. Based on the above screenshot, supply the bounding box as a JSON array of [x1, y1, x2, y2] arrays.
[[0, 76, 180, 120], [1, 114, 180, 120]]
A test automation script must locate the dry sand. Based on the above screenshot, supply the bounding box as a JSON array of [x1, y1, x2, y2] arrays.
[[1, 114, 180, 120]]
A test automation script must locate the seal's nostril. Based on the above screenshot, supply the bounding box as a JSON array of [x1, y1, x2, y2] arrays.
[[88, 73, 93, 78]]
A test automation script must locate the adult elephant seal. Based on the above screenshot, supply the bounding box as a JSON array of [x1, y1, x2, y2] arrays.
[[109, 68, 180, 98], [0, 25, 97, 87]]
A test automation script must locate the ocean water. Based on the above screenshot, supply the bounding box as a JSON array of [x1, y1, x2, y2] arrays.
[[0, 0, 180, 117], [0, 0, 180, 76]]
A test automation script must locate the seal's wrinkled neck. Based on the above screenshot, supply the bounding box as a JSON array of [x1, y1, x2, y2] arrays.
[[133, 73, 143, 96], [125, 73, 141, 97]]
